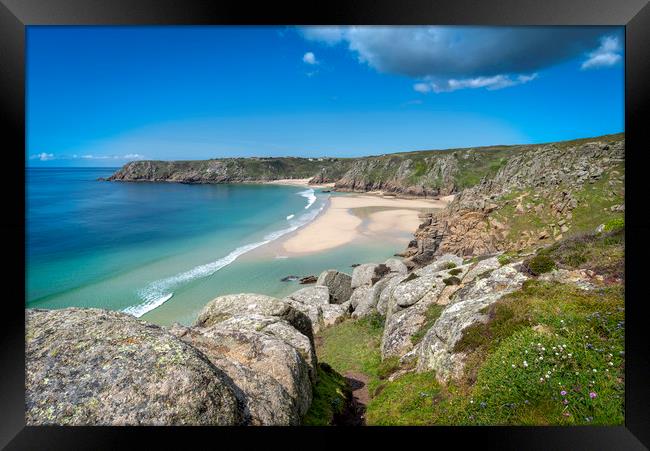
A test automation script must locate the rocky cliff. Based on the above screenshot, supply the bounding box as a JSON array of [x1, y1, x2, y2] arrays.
[[403, 134, 624, 265]]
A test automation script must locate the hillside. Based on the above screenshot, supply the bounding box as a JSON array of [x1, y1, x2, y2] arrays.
[[106, 133, 624, 198]]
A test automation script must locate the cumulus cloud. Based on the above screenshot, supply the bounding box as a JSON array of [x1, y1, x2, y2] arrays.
[[29, 152, 55, 161], [299, 26, 621, 92], [302, 52, 318, 65], [581, 35, 622, 69]]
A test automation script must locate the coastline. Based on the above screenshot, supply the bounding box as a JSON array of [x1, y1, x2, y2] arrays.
[[276, 193, 452, 255]]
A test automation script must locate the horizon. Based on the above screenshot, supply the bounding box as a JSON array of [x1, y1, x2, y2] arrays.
[[27, 26, 624, 167]]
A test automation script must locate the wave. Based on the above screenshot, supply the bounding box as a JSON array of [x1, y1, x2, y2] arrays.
[[286, 214, 295, 220], [122, 200, 326, 318], [297, 189, 316, 209]]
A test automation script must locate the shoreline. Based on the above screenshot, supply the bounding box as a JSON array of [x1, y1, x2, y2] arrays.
[[276, 193, 452, 255]]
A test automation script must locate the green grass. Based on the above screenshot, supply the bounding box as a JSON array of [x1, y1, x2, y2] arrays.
[[302, 363, 351, 426], [570, 163, 624, 232], [366, 371, 444, 425], [498, 254, 512, 265], [315, 313, 384, 378]]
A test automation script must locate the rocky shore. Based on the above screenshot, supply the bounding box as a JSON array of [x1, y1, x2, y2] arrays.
[[27, 133, 625, 425]]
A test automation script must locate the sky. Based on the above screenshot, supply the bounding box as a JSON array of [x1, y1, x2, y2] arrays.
[[26, 26, 624, 167]]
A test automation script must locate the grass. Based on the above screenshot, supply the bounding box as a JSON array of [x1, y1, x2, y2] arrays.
[[524, 254, 556, 275], [302, 363, 351, 426]]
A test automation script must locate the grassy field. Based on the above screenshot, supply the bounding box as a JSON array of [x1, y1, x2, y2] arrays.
[[309, 228, 625, 426]]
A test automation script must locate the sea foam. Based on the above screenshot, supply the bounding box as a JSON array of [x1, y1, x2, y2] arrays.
[[122, 191, 325, 318], [297, 189, 317, 209]]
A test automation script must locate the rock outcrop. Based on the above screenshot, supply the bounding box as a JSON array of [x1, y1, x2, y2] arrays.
[[316, 270, 353, 304], [404, 135, 625, 264], [26, 289, 336, 426], [26, 308, 242, 425]]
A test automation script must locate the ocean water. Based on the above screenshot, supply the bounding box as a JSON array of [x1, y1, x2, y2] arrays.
[[26, 168, 409, 325]]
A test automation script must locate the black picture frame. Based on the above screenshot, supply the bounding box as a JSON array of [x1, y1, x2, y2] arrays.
[[2, 0, 649, 448]]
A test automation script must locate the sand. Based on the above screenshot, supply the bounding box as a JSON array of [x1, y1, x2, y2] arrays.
[[281, 194, 452, 255], [263, 178, 335, 188]]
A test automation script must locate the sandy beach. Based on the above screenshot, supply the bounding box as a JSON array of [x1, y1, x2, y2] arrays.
[[263, 178, 335, 188], [280, 194, 452, 255]]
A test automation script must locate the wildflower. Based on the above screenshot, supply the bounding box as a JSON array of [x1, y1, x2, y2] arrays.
[[590, 392, 597, 399], [593, 369, 597, 373], [512, 364, 516, 368], [540, 378, 545, 383], [563, 399, 569, 405], [568, 353, 572, 358], [609, 362, 614, 366], [560, 390, 567, 396], [523, 360, 528, 368], [563, 411, 570, 417], [480, 402, 486, 408]]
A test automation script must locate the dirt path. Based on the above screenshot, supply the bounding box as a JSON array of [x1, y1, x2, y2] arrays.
[[339, 371, 370, 426]]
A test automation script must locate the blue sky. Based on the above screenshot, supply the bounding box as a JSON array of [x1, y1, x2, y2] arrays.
[[26, 26, 624, 167]]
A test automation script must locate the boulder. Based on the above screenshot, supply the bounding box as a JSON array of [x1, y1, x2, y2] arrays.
[[415, 263, 528, 382], [383, 258, 408, 275], [414, 254, 464, 277], [282, 285, 331, 334], [316, 270, 353, 304], [352, 274, 399, 319], [321, 303, 350, 327], [169, 324, 299, 425], [351, 263, 391, 288], [195, 293, 313, 342], [376, 274, 405, 316], [179, 323, 313, 418], [26, 308, 241, 425], [349, 286, 372, 310], [299, 275, 318, 284]]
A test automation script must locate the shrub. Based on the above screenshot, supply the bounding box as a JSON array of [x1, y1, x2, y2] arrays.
[[603, 218, 624, 232], [498, 254, 511, 266], [302, 363, 351, 425], [449, 268, 462, 276], [443, 276, 462, 286], [525, 254, 556, 275]]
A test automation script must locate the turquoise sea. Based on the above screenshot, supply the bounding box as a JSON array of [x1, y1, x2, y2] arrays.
[[26, 168, 410, 325]]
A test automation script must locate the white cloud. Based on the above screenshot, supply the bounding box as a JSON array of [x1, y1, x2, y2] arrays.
[[418, 73, 538, 93], [302, 52, 318, 65], [299, 26, 620, 92], [581, 35, 622, 70], [76, 153, 144, 160], [29, 152, 55, 161]]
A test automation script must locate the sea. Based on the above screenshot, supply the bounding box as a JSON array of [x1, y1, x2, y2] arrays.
[[26, 167, 409, 325]]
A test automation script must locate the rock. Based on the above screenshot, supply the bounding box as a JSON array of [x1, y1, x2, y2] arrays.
[[349, 286, 372, 310], [284, 285, 330, 306], [26, 308, 241, 425], [538, 230, 549, 240], [595, 224, 605, 233], [321, 303, 349, 327], [383, 258, 408, 275], [415, 263, 529, 382], [178, 322, 313, 418], [299, 275, 318, 284], [351, 263, 387, 288], [462, 256, 500, 283], [414, 254, 464, 276], [350, 263, 360, 268], [560, 225, 569, 233], [282, 285, 331, 334], [169, 324, 299, 425], [281, 275, 299, 282], [538, 269, 597, 291], [195, 293, 313, 342], [316, 270, 353, 304], [351, 275, 397, 318], [377, 274, 405, 316]]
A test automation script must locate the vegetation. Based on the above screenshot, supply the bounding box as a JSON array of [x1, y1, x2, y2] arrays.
[[524, 254, 556, 275], [443, 276, 462, 286], [303, 363, 351, 426], [444, 262, 457, 269], [449, 268, 462, 276]]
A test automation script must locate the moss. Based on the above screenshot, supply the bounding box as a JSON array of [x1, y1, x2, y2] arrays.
[[302, 363, 351, 426], [444, 262, 458, 269], [603, 218, 624, 232], [525, 254, 556, 275], [443, 276, 462, 286], [449, 268, 462, 276]]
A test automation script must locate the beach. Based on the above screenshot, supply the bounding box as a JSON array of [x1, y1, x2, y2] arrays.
[[279, 193, 453, 255]]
